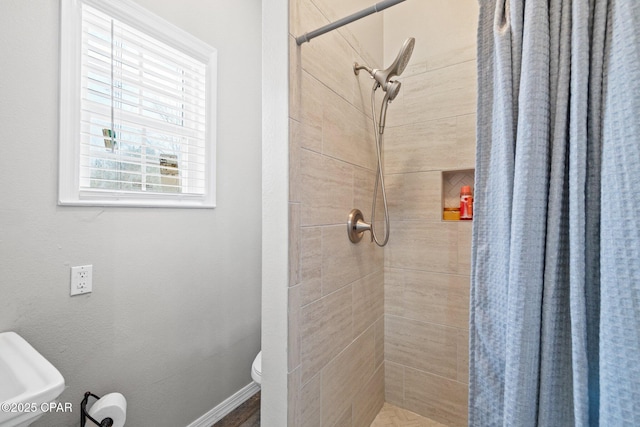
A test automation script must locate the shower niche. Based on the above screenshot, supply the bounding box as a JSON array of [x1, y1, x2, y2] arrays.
[[441, 169, 475, 221]]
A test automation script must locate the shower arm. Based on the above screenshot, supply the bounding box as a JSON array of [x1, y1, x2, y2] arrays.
[[295, 0, 406, 45], [354, 64, 374, 76]]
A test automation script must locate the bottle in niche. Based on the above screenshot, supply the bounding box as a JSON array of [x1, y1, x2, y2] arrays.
[[460, 185, 473, 220]]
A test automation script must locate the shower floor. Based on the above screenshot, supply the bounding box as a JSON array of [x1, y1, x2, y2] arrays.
[[371, 403, 447, 427], [212, 393, 446, 426]]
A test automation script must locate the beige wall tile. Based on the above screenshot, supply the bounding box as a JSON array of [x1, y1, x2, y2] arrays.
[[384, 267, 405, 316], [290, 120, 301, 203], [300, 226, 322, 305], [322, 225, 382, 295], [404, 367, 469, 426], [456, 114, 476, 169], [299, 0, 356, 105], [404, 172, 442, 221], [384, 360, 404, 406], [321, 327, 375, 427], [289, 203, 301, 286], [386, 171, 443, 221], [289, 285, 301, 371], [293, 113, 323, 155], [380, 1, 477, 424], [296, 0, 383, 115], [383, 0, 478, 69], [354, 166, 376, 220], [384, 118, 458, 174], [309, 0, 383, 67], [300, 285, 353, 383], [457, 221, 472, 275], [299, 372, 321, 427], [300, 150, 354, 226], [290, 35, 301, 122], [289, 0, 302, 38], [288, 367, 302, 427], [293, 0, 326, 47], [291, 1, 387, 426], [354, 166, 387, 247], [384, 173, 404, 221], [457, 329, 469, 384], [300, 71, 327, 132], [385, 316, 458, 379], [333, 408, 352, 427], [353, 269, 384, 339], [323, 90, 377, 170], [425, 41, 476, 72], [374, 316, 385, 369], [298, 0, 385, 117], [353, 364, 385, 427], [385, 221, 458, 273], [402, 60, 477, 125], [402, 270, 470, 329], [402, 62, 429, 79]]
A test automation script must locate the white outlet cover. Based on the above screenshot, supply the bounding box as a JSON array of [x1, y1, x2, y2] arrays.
[[70, 265, 93, 296]]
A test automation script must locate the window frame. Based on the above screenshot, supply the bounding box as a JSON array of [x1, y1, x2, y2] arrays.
[[59, 0, 217, 208]]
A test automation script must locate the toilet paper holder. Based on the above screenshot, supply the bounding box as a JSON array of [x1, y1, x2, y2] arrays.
[[81, 392, 114, 427]]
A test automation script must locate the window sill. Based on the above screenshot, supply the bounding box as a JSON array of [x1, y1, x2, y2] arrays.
[[58, 192, 216, 209]]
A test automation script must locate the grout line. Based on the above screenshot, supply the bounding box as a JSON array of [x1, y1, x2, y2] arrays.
[[383, 265, 471, 279], [403, 58, 478, 77], [384, 111, 476, 131], [384, 313, 466, 332], [299, 267, 384, 310]]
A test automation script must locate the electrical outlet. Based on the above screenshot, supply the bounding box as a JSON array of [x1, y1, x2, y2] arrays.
[[70, 265, 93, 296]]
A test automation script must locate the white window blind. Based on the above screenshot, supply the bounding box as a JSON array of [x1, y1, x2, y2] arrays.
[[59, 0, 217, 208]]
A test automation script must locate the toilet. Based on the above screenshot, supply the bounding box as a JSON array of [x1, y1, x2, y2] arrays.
[[251, 351, 262, 385]]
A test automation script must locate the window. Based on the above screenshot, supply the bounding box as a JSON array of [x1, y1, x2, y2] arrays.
[[59, 0, 217, 207]]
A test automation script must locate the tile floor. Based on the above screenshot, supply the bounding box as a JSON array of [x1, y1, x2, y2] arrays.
[[212, 393, 447, 427], [370, 402, 448, 427]]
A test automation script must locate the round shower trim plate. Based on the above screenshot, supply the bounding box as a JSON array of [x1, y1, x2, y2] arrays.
[[347, 209, 366, 243]]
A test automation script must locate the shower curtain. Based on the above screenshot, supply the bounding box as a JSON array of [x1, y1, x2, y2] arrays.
[[470, 1, 640, 426]]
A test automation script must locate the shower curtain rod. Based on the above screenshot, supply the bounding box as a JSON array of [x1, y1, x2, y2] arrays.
[[295, 0, 406, 45]]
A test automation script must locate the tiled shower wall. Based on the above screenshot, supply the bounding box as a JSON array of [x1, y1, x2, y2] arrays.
[[382, 1, 479, 426], [288, 0, 386, 425]]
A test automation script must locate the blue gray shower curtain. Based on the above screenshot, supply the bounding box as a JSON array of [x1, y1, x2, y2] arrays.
[[470, 1, 640, 426]]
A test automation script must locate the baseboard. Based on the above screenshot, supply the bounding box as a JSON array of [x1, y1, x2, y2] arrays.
[[186, 382, 261, 427]]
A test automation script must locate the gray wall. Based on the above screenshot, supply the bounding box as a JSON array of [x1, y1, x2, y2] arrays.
[[0, 1, 262, 426]]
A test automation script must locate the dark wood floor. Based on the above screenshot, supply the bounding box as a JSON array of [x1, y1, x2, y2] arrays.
[[212, 391, 260, 427]]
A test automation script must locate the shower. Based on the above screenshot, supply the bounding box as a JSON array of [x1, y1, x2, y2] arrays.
[[348, 37, 415, 246]]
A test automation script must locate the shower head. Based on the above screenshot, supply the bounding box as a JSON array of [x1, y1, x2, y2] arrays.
[[385, 80, 401, 102], [378, 80, 400, 134], [376, 37, 415, 89], [354, 37, 415, 92]]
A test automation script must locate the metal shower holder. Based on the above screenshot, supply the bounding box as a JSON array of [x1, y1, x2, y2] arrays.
[[347, 37, 415, 247]]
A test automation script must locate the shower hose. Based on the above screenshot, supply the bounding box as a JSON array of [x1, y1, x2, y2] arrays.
[[369, 83, 390, 247]]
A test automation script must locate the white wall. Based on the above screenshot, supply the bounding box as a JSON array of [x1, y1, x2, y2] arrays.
[[0, 1, 262, 426], [261, 0, 289, 424]]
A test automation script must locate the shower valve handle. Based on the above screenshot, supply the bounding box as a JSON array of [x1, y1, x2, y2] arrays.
[[347, 209, 372, 243]]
